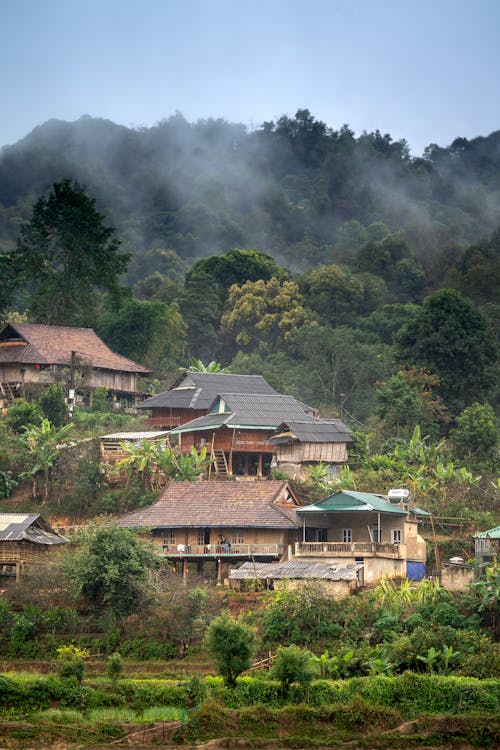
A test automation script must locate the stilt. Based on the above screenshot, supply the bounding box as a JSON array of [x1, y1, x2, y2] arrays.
[[217, 558, 222, 585], [182, 558, 188, 584]]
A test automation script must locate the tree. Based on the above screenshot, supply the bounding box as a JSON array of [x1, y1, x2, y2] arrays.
[[5, 399, 43, 434], [204, 612, 255, 687], [375, 372, 422, 437], [396, 289, 498, 412], [38, 383, 68, 427], [97, 292, 186, 371], [12, 179, 130, 326], [64, 527, 158, 618], [221, 277, 312, 354], [449, 403, 500, 471], [299, 264, 365, 326], [189, 358, 231, 373]]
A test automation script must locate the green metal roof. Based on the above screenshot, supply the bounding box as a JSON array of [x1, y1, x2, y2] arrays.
[[298, 490, 409, 516], [473, 525, 500, 539]]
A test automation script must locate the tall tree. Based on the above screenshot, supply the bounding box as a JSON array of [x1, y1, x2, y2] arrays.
[[396, 289, 497, 413], [13, 179, 130, 326]]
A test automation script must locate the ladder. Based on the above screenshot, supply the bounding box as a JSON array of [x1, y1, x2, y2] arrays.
[[210, 449, 229, 477]]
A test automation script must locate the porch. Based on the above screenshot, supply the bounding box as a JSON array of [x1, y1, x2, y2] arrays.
[[294, 541, 404, 559], [159, 542, 285, 559]]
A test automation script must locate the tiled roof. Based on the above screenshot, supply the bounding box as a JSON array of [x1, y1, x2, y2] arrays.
[[115, 480, 300, 529], [170, 393, 316, 433], [138, 372, 278, 409], [0, 513, 68, 545], [0, 323, 150, 374], [229, 560, 362, 581], [269, 419, 352, 444]]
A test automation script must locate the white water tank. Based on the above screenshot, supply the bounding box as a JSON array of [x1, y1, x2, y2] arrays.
[[387, 488, 410, 503]]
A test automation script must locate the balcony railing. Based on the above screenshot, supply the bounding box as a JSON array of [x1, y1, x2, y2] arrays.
[[295, 541, 403, 558], [159, 543, 284, 558]]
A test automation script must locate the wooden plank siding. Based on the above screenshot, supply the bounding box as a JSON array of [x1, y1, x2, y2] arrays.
[[0, 541, 61, 565], [277, 442, 348, 462]]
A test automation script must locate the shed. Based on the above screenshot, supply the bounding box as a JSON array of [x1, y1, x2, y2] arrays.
[[0, 513, 68, 581]]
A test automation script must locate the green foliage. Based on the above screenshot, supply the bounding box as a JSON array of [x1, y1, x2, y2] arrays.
[[56, 644, 89, 683], [262, 584, 344, 646], [10, 178, 130, 326], [0, 469, 18, 497], [272, 645, 317, 697], [450, 402, 500, 471], [107, 651, 124, 685], [38, 383, 68, 426], [98, 291, 186, 371], [204, 612, 255, 687], [5, 399, 43, 433], [63, 527, 159, 617], [21, 417, 73, 504]]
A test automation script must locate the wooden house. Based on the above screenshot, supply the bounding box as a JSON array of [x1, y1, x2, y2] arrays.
[[99, 430, 170, 465], [137, 371, 281, 429], [169, 393, 318, 477], [115, 480, 301, 581], [294, 490, 429, 584], [0, 513, 68, 581], [0, 322, 150, 403], [268, 419, 352, 480]]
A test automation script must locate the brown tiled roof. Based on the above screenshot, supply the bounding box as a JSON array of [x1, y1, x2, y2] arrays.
[[0, 323, 150, 374], [115, 480, 300, 529]]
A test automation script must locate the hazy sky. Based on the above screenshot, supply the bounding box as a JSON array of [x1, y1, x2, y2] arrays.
[[1, 0, 499, 156]]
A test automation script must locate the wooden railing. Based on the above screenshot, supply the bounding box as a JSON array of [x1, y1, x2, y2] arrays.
[[145, 416, 182, 428], [295, 541, 403, 557], [160, 543, 284, 557]]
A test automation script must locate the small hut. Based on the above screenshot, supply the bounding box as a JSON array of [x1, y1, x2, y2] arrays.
[[0, 513, 68, 581]]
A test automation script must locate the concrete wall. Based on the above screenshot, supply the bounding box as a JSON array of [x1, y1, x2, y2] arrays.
[[440, 564, 474, 592]]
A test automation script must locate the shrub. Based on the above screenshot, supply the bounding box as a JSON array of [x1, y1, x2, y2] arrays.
[[272, 645, 317, 698], [5, 399, 43, 433], [107, 652, 124, 685], [56, 645, 89, 684]]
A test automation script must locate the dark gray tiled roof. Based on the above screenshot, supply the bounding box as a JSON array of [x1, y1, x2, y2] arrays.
[[138, 372, 278, 410], [0, 513, 68, 545], [171, 393, 316, 433], [229, 559, 362, 581], [269, 419, 352, 444], [115, 480, 300, 529]]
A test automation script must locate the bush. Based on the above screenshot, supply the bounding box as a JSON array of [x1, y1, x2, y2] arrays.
[[107, 652, 124, 685], [204, 612, 255, 687], [56, 645, 89, 684], [272, 645, 317, 697], [5, 399, 43, 433], [38, 383, 68, 426]]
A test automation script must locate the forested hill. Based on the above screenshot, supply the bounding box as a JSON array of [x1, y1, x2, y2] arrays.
[[1, 110, 500, 277]]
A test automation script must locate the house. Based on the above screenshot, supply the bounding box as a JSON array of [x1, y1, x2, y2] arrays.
[[294, 490, 429, 584], [0, 513, 68, 581], [0, 322, 150, 403], [268, 419, 352, 480], [115, 480, 301, 582], [137, 371, 281, 429], [473, 525, 500, 566], [168, 393, 319, 477], [229, 559, 362, 598]]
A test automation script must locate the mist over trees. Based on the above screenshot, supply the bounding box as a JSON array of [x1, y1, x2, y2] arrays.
[[0, 109, 499, 435]]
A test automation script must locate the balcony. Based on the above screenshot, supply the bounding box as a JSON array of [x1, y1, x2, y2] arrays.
[[159, 543, 284, 559], [295, 541, 404, 559]]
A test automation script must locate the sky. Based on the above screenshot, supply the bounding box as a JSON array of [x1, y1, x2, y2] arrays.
[[1, 0, 499, 156]]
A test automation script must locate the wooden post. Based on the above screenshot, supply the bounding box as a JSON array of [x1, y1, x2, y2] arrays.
[[15, 562, 22, 583], [182, 558, 188, 584], [257, 454, 263, 478], [216, 558, 222, 585]]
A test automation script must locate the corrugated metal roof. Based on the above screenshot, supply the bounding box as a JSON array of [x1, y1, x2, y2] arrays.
[[474, 525, 500, 539], [138, 372, 278, 410], [0, 323, 150, 374], [0, 514, 68, 545], [298, 490, 409, 516], [115, 480, 300, 529], [229, 559, 362, 581], [100, 431, 170, 441]]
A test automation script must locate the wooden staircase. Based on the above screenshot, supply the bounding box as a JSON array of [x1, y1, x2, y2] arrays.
[[210, 449, 230, 478]]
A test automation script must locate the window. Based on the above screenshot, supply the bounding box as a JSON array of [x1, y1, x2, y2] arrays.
[[392, 529, 402, 544], [163, 529, 175, 546], [197, 529, 205, 546], [372, 526, 381, 543], [342, 528, 352, 543], [232, 529, 244, 544]]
